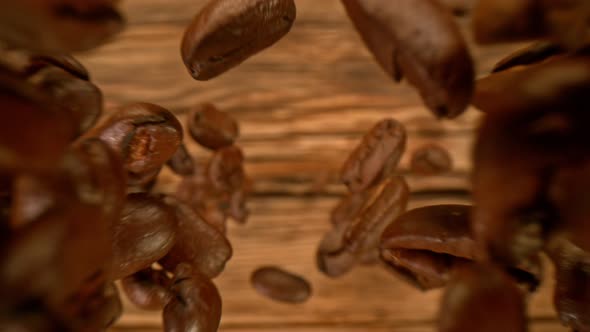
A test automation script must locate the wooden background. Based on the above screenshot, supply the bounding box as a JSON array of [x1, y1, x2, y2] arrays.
[[76, 0, 567, 331]]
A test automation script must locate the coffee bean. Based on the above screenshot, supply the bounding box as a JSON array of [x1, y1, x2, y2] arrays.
[[410, 144, 452, 176], [163, 264, 221, 332], [121, 268, 172, 311], [342, 0, 474, 118], [491, 41, 564, 73], [181, 0, 296, 80], [187, 103, 239, 150], [340, 118, 406, 193], [26, 54, 90, 81], [438, 264, 527, 332], [316, 222, 357, 278], [166, 144, 195, 176], [251, 266, 311, 304], [208, 145, 245, 194]]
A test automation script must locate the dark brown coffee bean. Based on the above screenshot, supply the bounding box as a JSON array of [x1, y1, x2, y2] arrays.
[[26, 54, 90, 81], [438, 264, 527, 332], [474, 55, 590, 115], [410, 144, 452, 176], [111, 193, 177, 280], [0, 1, 125, 53], [163, 264, 221, 332], [87, 102, 183, 176], [208, 145, 245, 194], [160, 197, 232, 278], [492, 42, 564, 73], [187, 103, 239, 150], [316, 222, 357, 278], [472, 0, 544, 44], [30, 67, 102, 136], [121, 268, 172, 311], [166, 144, 195, 176], [341, 118, 406, 193], [341, 0, 402, 82], [251, 266, 312, 304], [181, 0, 296, 80], [381, 205, 543, 291], [546, 237, 590, 332], [342, 0, 474, 118], [0, 67, 76, 171]]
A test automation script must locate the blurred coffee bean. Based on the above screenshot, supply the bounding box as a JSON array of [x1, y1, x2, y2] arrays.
[[163, 264, 221, 332], [187, 103, 239, 150], [87, 102, 183, 176], [166, 144, 195, 176], [160, 197, 232, 278], [438, 264, 527, 332], [71, 282, 122, 331], [30, 67, 102, 136], [492, 42, 564, 73], [0, 0, 125, 53], [181, 0, 296, 80], [208, 146, 245, 193], [330, 192, 367, 226], [228, 185, 250, 224], [340, 118, 406, 193], [121, 268, 172, 311], [316, 222, 357, 278], [25, 54, 90, 81], [341, 0, 474, 118], [111, 193, 177, 280], [546, 236, 590, 332], [381, 205, 543, 291], [472, 0, 544, 44], [251, 266, 312, 304], [410, 144, 452, 176]]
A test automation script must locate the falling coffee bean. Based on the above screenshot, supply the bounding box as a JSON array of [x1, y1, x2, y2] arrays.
[[121, 268, 173, 311], [410, 144, 452, 176], [251, 266, 312, 304], [187, 103, 239, 150]]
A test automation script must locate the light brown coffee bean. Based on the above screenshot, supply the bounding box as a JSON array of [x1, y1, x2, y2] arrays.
[[121, 268, 173, 311], [342, 0, 474, 118], [438, 264, 527, 332], [251, 266, 312, 304], [163, 264, 221, 332], [340, 118, 406, 193], [187, 103, 239, 150], [330, 192, 368, 227], [181, 0, 296, 80], [316, 222, 357, 278], [410, 144, 452, 176], [208, 145, 245, 193]]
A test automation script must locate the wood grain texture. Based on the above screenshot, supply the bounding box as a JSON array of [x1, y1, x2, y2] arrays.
[[72, 0, 564, 331]]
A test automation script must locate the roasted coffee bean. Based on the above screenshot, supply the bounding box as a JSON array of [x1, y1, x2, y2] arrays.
[[346, 176, 409, 256], [187, 103, 239, 150], [121, 268, 172, 311], [181, 0, 296, 80], [251, 266, 312, 304], [71, 282, 122, 331], [474, 55, 590, 115], [0, 1, 125, 53], [341, 0, 474, 118], [112, 193, 177, 280], [160, 197, 232, 278], [472, 0, 544, 44], [208, 145, 245, 193], [30, 67, 102, 136], [330, 192, 367, 226], [546, 237, 590, 332], [229, 185, 250, 224], [492, 42, 564, 73], [438, 264, 527, 332], [25, 54, 90, 81], [87, 102, 183, 176], [381, 205, 543, 291], [341, 0, 402, 82], [166, 144, 195, 176], [0, 67, 76, 171], [163, 264, 221, 332], [410, 144, 452, 176], [316, 222, 357, 278], [341, 118, 406, 193]]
